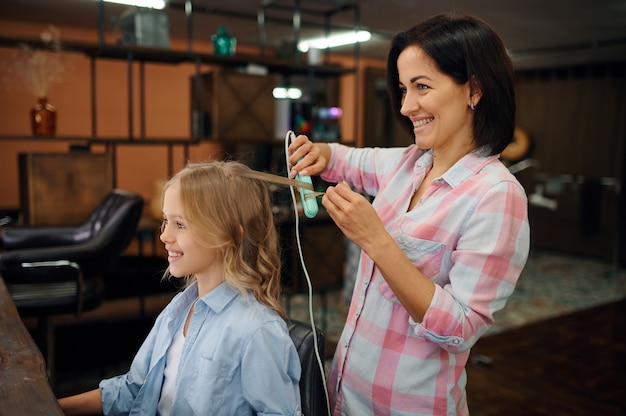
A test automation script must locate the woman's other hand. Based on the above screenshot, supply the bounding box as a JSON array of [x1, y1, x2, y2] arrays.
[[322, 182, 385, 254]]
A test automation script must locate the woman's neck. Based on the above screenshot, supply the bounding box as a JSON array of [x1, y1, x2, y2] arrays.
[[431, 141, 475, 174]]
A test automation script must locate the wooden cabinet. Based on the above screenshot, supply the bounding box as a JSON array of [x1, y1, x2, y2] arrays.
[[18, 153, 113, 226], [191, 70, 276, 142]]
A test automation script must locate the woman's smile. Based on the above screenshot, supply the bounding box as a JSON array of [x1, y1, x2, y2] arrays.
[[413, 117, 434, 130]]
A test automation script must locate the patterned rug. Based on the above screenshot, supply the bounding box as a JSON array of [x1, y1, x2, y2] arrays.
[[488, 248, 626, 334], [284, 248, 626, 349]]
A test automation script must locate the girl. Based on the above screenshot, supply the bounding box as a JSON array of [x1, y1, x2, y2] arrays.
[[59, 160, 302, 415]]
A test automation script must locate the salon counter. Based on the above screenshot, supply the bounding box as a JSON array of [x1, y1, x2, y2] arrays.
[[0, 277, 63, 415]]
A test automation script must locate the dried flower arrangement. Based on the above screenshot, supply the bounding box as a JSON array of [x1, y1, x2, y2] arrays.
[[12, 25, 65, 98]]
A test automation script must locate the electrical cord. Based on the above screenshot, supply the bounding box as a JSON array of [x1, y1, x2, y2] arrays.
[[284, 130, 331, 415]]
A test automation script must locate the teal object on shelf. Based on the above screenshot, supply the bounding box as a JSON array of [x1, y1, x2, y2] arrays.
[[212, 26, 236, 56]]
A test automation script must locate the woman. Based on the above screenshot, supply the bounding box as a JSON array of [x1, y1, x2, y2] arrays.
[[288, 13, 530, 416], [58, 161, 302, 415]]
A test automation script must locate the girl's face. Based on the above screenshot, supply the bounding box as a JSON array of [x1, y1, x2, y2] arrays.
[[160, 182, 223, 287], [397, 46, 475, 153]]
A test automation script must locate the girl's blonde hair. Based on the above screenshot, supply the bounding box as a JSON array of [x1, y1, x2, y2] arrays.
[[162, 160, 292, 319]]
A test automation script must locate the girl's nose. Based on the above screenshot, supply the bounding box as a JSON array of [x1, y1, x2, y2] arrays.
[[159, 226, 171, 243]]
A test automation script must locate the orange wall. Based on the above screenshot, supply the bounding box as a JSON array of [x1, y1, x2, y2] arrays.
[[0, 20, 230, 212], [0, 19, 380, 212]]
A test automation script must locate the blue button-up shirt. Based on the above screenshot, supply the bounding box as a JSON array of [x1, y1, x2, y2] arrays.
[[100, 281, 302, 415]]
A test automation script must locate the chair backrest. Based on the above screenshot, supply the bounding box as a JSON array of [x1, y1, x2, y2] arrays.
[[288, 319, 329, 416], [0, 189, 143, 279], [79, 189, 144, 257]]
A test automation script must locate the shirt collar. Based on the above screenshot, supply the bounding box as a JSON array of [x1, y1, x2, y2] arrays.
[[197, 281, 239, 313], [415, 148, 500, 188], [168, 280, 239, 317], [443, 151, 500, 188]]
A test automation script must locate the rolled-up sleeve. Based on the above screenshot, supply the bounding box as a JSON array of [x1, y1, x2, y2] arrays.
[[413, 179, 530, 353]]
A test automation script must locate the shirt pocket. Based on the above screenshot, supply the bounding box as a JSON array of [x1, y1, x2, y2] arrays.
[[186, 356, 234, 413], [378, 232, 445, 302]]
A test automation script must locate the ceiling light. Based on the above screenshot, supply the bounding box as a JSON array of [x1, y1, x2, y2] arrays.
[[273, 87, 302, 100], [101, 0, 166, 9], [297, 30, 371, 52]]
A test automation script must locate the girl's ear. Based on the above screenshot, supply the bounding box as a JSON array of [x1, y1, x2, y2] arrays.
[[469, 75, 482, 106]]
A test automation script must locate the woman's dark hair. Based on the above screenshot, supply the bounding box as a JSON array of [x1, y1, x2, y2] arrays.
[[386, 13, 515, 155]]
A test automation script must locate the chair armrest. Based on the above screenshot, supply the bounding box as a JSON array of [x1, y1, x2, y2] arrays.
[[4, 260, 85, 316], [1, 226, 80, 250], [18, 260, 82, 283], [0, 235, 114, 279]]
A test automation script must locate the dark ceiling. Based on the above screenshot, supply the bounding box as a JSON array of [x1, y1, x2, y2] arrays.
[[1, 0, 626, 70]]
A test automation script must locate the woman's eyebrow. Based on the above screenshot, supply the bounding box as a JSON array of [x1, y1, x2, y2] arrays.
[[409, 74, 431, 84]]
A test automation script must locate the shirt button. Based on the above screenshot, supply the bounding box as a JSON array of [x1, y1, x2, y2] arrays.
[[453, 339, 460, 344]]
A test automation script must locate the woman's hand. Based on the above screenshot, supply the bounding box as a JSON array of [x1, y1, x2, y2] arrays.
[[287, 134, 330, 178], [322, 182, 386, 254], [324, 182, 436, 322]]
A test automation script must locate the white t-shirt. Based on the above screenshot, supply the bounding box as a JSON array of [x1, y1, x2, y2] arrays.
[[157, 308, 187, 416]]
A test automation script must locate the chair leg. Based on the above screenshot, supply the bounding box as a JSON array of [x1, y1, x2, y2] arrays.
[[38, 316, 56, 389], [283, 293, 293, 316], [320, 291, 327, 333]]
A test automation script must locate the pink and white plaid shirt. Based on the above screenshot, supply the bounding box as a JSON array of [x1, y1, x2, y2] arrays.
[[322, 143, 530, 416]]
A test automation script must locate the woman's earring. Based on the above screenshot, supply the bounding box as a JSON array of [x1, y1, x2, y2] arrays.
[[470, 101, 476, 110]]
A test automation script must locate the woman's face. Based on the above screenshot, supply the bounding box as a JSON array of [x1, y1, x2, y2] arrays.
[[160, 182, 223, 284], [397, 45, 475, 153]]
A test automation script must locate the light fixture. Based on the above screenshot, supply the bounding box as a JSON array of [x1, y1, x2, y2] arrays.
[[297, 30, 371, 52], [100, 0, 166, 9], [272, 87, 302, 100]]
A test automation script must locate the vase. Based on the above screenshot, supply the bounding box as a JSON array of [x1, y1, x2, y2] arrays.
[[31, 97, 56, 136], [212, 26, 236, 57]]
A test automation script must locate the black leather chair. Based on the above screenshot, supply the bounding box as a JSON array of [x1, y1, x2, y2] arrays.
[[288, 319, 329, 416], [0, 189, 144, 386]]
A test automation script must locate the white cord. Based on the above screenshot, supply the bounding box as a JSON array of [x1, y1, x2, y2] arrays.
[[284, 131, 331, 415]]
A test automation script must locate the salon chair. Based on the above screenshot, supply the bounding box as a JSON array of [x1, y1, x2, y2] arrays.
[[288, 319, 329, 416], [0, 189, 144, 386]]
